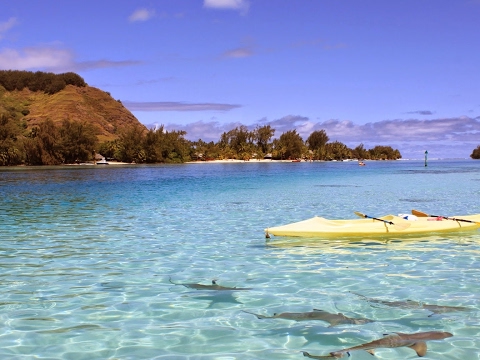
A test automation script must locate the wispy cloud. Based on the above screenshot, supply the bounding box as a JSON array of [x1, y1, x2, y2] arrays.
[[278, 116, 480, 158], [0, 17, 17, 39], [0, 46, 140, 72], [76, 59, 141, 70], [294, 116, 480, 144], [406, 110, 434, 115], [222, 37, 255, 58], [203, 0, 250, 14], [124, 101, 241, 112], [222, 46, 253, 58], [128, 8, 156, 22]]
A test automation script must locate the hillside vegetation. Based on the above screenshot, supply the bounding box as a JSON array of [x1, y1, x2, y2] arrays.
[[0, 70, 144, 143]]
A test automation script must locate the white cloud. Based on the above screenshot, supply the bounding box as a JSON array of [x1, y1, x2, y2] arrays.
[[128, 8, 156, 22], [0, 17, 18, 39], [204, 0, 250, 14], [0, 47, 74, 70], [0, 46, 140, 72]]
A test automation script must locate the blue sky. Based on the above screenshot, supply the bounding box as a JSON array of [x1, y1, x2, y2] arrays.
[[1, 0, 479, 159]]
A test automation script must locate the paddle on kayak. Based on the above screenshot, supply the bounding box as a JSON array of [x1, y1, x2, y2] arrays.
[[412, 209, 480, 225], [355, 211, 411, 231]]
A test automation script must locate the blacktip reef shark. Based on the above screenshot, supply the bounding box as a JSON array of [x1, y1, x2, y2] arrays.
[[302, 331, 453, 358], [243, 309, 374, 327], [352, 292, 469, 316], [169, 278, 252, 291]]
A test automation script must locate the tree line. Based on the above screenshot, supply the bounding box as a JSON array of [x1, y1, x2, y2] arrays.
[[1, 117, 404, 165], [0, 70, 86, 95], [1, 117, 97, 166], [189, 125, 402, 162]]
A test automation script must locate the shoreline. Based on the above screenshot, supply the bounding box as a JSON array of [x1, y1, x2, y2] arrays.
[[186, 159, 296, 164], [3, 158, 472, 168], [67, 161, 134, 166]]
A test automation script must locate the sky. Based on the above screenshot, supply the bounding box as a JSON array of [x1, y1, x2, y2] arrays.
[[1, 0, 480, 159]]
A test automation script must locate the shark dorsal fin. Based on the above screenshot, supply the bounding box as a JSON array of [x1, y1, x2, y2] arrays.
[[366, 349, 375, 355], [409, 342, 427, 357]]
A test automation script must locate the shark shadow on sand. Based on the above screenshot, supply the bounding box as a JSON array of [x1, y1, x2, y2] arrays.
[[191, 292, 245, 308], [169, 278, 252, 291], [169, 278, 252, 308], [302, 331, 453, 358], [351, 292, 470, 316]]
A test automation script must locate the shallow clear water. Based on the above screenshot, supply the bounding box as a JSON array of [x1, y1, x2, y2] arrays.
[[1, 160, 479, 359]]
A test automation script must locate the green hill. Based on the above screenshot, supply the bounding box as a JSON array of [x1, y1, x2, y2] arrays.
[[0, 82, 145, 143]]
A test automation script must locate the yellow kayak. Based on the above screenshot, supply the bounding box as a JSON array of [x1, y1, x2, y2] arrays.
[[265, 213, 480, 238]]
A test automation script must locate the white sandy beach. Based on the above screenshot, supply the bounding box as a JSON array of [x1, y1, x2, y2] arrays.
[[186, 159, 312, 164]]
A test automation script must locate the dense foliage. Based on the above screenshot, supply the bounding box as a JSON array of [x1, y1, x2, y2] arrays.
[[0, 70, 86, 94], [22, 119, 98, 165], [0, 70, 403, 165], [0, 113, 402, 165], [471, 145, 480, 159]]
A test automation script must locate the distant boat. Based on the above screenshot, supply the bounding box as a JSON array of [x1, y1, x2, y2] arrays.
[[96, 157, 109, 165]]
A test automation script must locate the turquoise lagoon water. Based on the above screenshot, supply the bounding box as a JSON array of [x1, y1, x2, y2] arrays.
[[0, 160, 479, 359]]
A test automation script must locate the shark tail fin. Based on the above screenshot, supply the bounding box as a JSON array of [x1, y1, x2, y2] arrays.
[[301, 351, 340, 359], [349, 291, 367, 299], [409, 342, 427, 357]]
